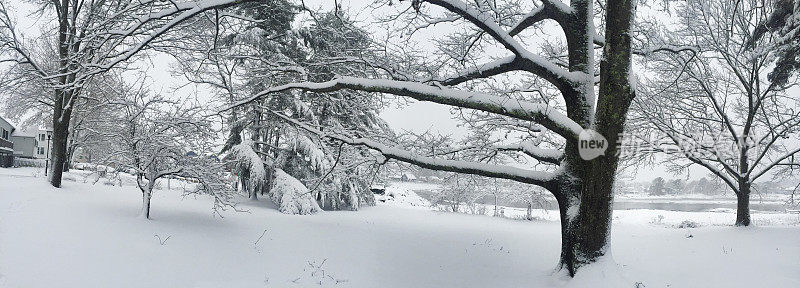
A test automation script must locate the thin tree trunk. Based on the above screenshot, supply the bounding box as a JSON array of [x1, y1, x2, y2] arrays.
[[493, 194, 498, 216], [63, 130, 77, 172], [141, 188, 152, 219], [63, 145, 72, 172], [526, 202, 533, 221], [735, 182, 751, 226]]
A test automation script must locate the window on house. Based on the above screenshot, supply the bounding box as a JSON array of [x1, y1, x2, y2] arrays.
[[38, 147, 45, 155], [40, 134, 45, 141], [2, 129, 7, 140]]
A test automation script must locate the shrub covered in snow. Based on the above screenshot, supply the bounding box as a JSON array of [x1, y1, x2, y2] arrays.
[[228, 140, 269, 199], [270, 169, 321, 215], [677, 220, 700, 229]]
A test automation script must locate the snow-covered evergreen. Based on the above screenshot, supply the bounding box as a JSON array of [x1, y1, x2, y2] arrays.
[[270, 168, 321, 215]]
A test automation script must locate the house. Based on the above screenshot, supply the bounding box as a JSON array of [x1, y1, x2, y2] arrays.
[[10, 129, 38, 158], [0, 115, 14, 167], [33, 128, 52, 159], [11, 127, 51, 159], [400, 173, 417, 182]]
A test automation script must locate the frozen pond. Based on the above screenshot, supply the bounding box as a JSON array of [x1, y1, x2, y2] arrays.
[[612, 200, 786, 212], [409, 187, 790, 213]]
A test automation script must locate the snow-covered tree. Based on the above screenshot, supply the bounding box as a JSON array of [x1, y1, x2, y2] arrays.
[[88, 88, 236, 219], [749, 0, 799, 86], [232, 0, 639, 276], [688, 177, 721, 195], [648, 177, 666, 196], [504, 181, 550, 220], [171, 4, 390, 212], [632, 0, 800, 226], [434, 174, 490, 213], [0, 0, 255, 188]]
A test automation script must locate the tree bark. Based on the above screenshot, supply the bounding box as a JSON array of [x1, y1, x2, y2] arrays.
[[63, 129, 78, 172], [526, 201, 533, 220], [141, 188, 152, 219], [735, 182, 751, 226], [48, 101, 72, 187], [553, 158, 617, 277]]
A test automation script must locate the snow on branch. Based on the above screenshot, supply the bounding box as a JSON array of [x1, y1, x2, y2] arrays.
[[234, 77, 584, 139], [632, 45, 698, 57], [428, 54, 578, 91], [496, 142, 563, 165], [642, 122, 740, 193], [84, 0, 249, 77], [265, 109, 561, 191], [749, 147, 800, 181], [424, 0, 526, 55], [507, 0, 573, 37], [431, 56, 519, 85], [421, 0, 584, 86]]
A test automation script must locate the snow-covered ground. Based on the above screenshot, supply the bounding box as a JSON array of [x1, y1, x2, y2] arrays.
[[1, 167, 799, 287]]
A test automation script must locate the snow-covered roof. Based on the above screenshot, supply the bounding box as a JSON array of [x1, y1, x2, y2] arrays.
[[0, 115, 15, 131], [401, 173, 417, 180], [10, 128, 40, 138]]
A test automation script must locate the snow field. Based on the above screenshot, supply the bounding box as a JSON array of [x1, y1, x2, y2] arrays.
[[1, 168, 798, 288]]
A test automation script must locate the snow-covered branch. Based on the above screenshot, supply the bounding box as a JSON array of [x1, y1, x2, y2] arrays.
[[749, 147, 800, 181], [507, 0, 573, 37], [431, 56, 518, 86], [418, 0, 583, 89], [496, 142, 563, 165], [235, 77, 584, 139], [266, 109, 561, 192], [632, 45, 698, 57]]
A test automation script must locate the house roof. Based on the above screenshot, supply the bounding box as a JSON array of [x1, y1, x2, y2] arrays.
[[0, 115, 15, 132], [11, 128, 38, 138]]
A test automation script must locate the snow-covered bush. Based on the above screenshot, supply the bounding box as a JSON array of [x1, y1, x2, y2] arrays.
[[270, 169, 321, 215], [677, 220, 700, 229], [434, 174, 488, 213], [228, 140, 269, 199], [650, 215, 665, 225]]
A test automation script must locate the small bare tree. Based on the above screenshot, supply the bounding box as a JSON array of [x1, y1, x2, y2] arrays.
[[0, 0, 255, 187], [92, 89, 236, 219]]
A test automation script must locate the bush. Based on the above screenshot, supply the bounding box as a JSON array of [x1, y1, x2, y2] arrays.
[[677, 220, 700, 228], [270, 169, 321, 215], [14, 158, 45, 168]]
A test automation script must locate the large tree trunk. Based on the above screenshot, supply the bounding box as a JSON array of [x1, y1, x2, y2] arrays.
[[554, 0, 635, 276], [554, 154, 618, 277], [48, 100, 72, 187], [49, 2, 70, 188], [735, 182, 751, 226]]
